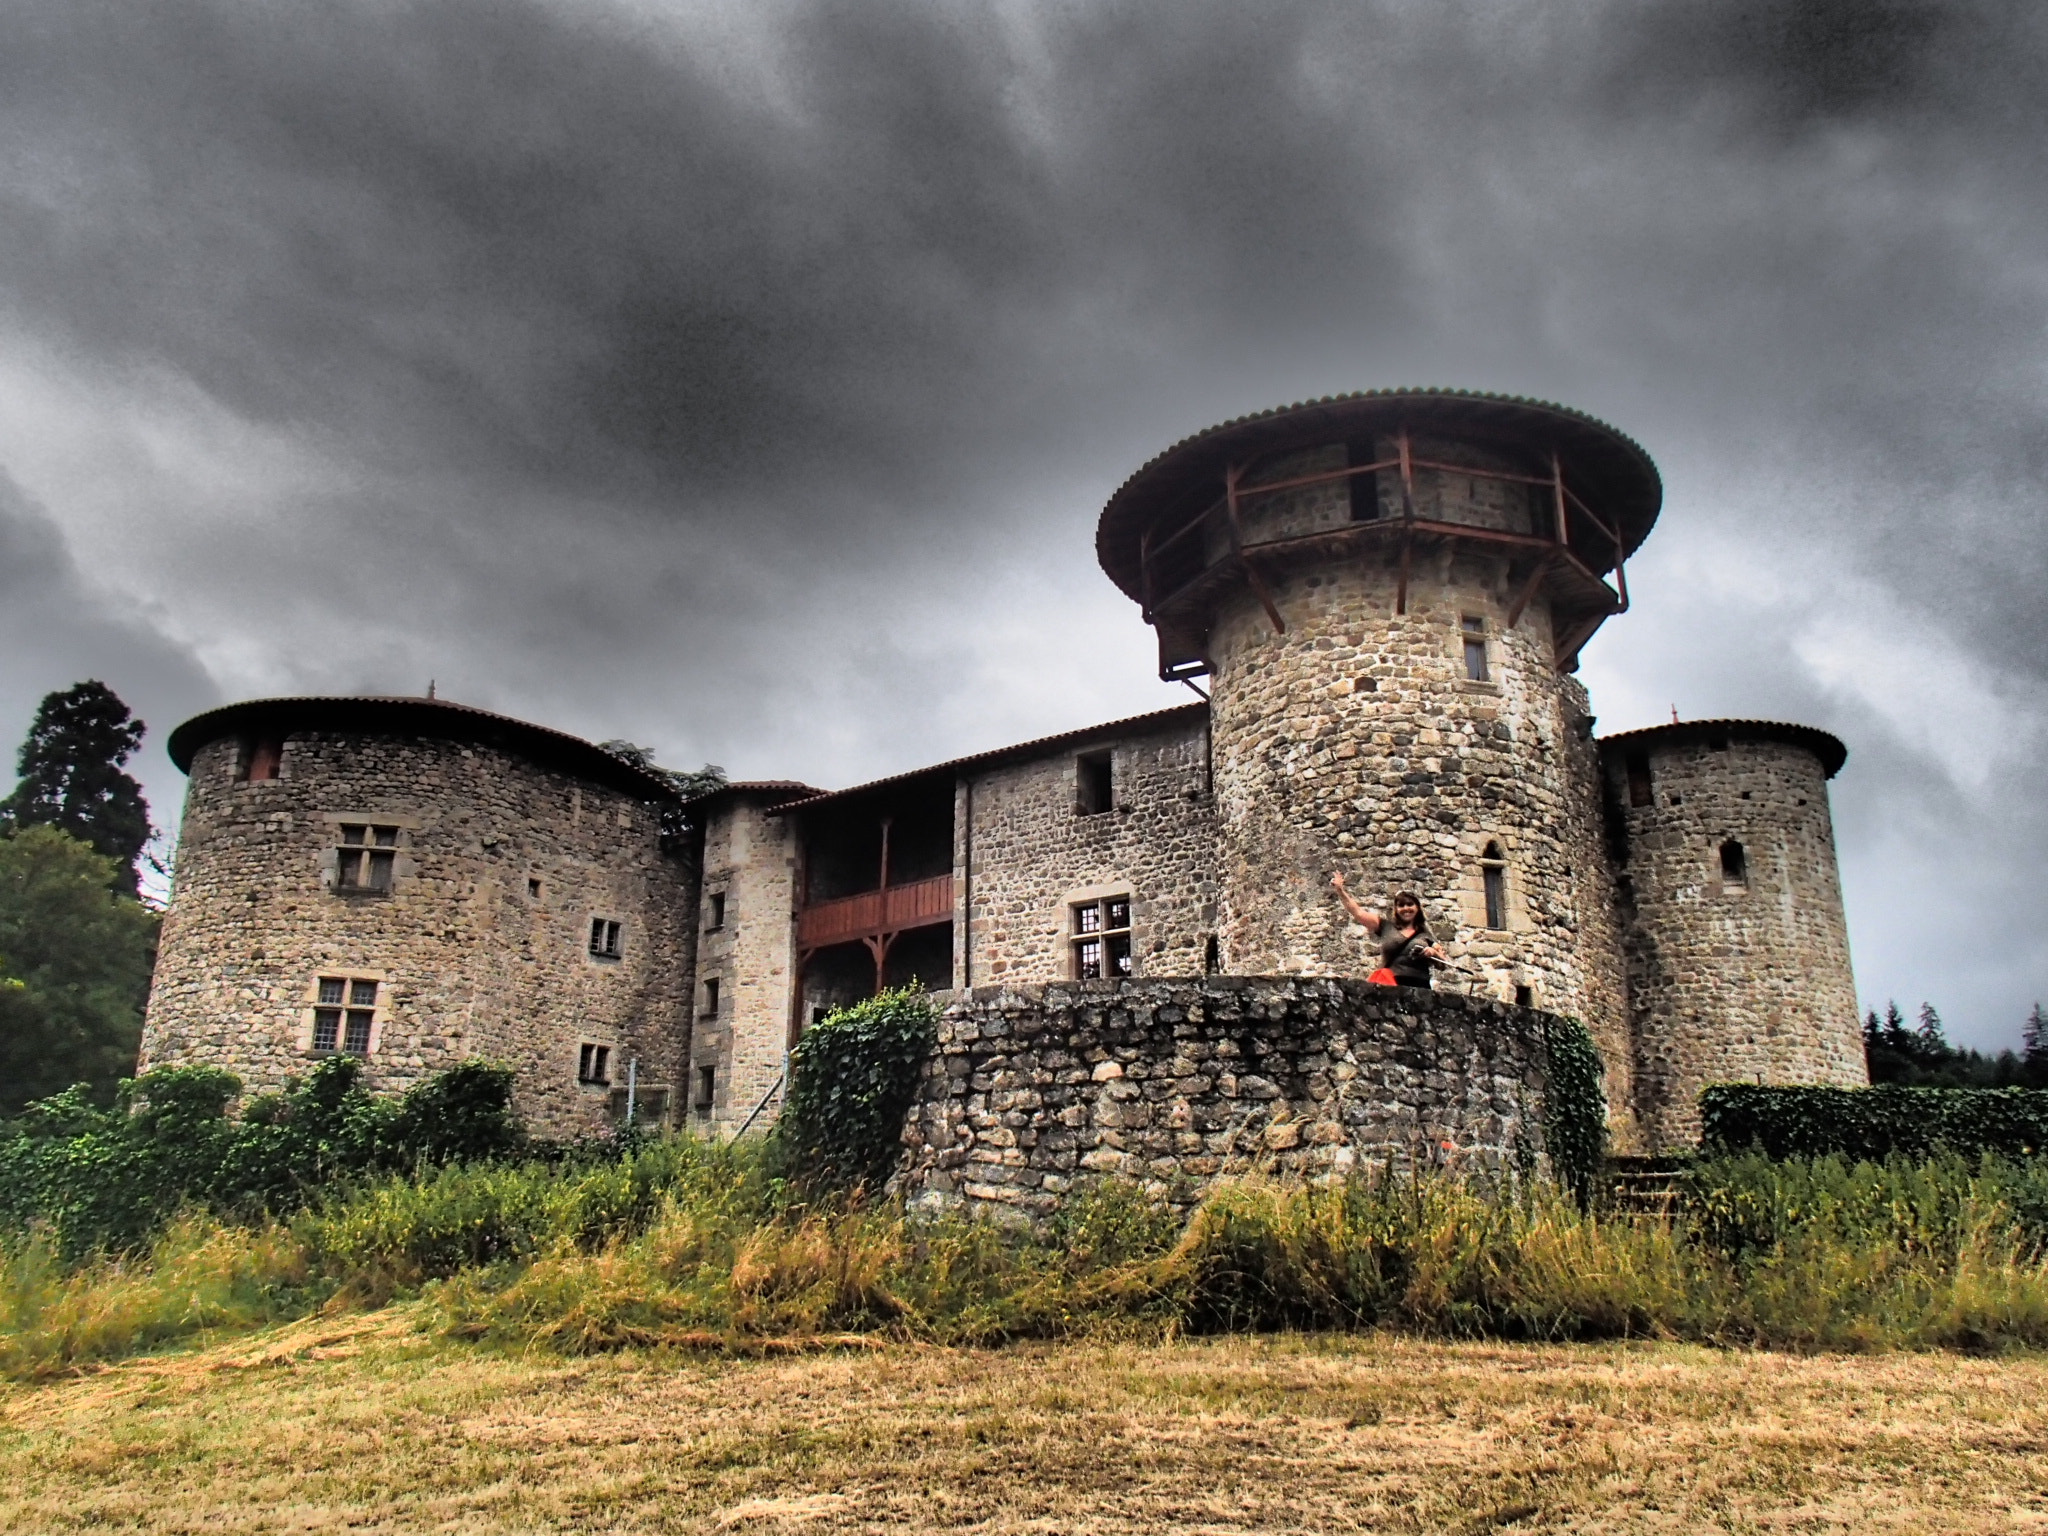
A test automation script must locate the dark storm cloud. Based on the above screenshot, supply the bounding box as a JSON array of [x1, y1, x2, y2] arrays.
[[0, 0, 2042, 1041]]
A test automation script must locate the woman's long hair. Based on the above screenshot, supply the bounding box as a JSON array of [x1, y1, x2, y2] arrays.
[[1390, 890, 1430, 934]]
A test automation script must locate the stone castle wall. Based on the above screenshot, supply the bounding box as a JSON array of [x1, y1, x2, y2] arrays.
[[141, 731, 695, 1137], [1201, 549, 1632, 1142], [1604, 732, 1865, 1149], [692, 794, 802, 1132], [896, 977, 1551, 1220], [959, 717, 1217, 986]]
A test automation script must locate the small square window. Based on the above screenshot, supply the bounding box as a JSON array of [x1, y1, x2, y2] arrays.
[[578, 1043, 611, 1085], [1071, 896, 1134, 980], [589, 918, 622, 959], [336, 825, 400, 893], [240, 737, 283, 782], [317, 976, 346, 1006]]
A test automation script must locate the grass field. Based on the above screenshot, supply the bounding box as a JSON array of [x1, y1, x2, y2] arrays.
[[4, 1312, 2045, 1533]]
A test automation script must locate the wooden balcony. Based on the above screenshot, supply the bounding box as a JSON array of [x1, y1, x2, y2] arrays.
[[797, 873, 953, 952]]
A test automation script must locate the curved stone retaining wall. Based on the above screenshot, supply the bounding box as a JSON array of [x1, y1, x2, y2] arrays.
[[897, 977, 1552, 1219]]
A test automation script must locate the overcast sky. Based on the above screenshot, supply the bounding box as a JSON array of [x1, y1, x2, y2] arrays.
[[1, 0, 2041, 1048]]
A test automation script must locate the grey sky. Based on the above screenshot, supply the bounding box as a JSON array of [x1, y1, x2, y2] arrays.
[[1, 0, 2041, 1046]]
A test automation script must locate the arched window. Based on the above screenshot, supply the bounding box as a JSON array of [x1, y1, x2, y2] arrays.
[[1480, 840, 1508, 930], [1719, 838, 1747, 887]]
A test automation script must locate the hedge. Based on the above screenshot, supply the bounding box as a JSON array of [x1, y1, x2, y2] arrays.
[[1699, 1083, 2048, 1162]]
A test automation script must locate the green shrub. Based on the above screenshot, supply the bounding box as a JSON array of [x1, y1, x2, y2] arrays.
[[0, 1055, 528, 1258], [1540, 1014, 1607, 1204], [1700, 1083, 2048, 1162], [773, 986, 937, 1189]]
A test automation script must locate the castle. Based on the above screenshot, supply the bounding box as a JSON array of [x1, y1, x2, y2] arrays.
[[140, 390, 1867, 1158]]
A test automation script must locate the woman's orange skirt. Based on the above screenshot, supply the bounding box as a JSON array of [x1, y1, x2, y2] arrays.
[[1367, 967, 1399, 986]]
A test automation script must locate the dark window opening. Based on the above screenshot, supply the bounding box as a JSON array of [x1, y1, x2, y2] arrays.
[[706, 891, 726, 929], [1460, 616, 1489, 682], [1204, 934, 1221, 974], [702, 977, 720, 1017], [578, 1043, 611, 1085], [1481, 842, 1508, 930], [1076, 751, 1114, 816], [1625, 751, 1653, 808], [1347, 439, 1382, 522], [1514, 984, 1533, 1008], [527, 877, 542, 899], [589, 917, 622, 958], [313, 976, 375, 1056], [335, 824, 398, 892], [696, 1065, 715, 1115], [240, 737, 283, 782], [1719, 839, 1747, 886], [1072, 896, 1134, 980]]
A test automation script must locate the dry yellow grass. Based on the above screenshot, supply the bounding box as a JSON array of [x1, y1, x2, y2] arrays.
[[2, 1313, 2046, 1533]]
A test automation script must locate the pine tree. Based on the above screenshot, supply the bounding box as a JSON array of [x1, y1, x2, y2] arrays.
[[0, 681, 153, 894], [2024, 1002, 2048, 1063], [1915, 1001, 1948, 1060]]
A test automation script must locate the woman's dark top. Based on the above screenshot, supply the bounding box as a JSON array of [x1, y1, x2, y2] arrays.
[[1380, 923, 1434, 988]]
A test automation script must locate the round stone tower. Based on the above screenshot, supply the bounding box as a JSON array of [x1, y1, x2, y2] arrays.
[[1599, 719, 1865, 1150], [1097, 391, 1662, 1143], [143, 696, 695, 1136]]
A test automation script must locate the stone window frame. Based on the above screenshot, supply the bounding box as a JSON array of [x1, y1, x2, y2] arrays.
[[694, 1063, 717, 1118], [235, 735, 286, 783], [1464, 834, 1520, 934], [576, 1041, 613, 1087], [1066, 881, 1135, 980], [587, 916, 625, 962], [1075, 749, 1116, 817], [318, 813, 419, 897], [1717, 837, 1749, 895], [701, 975, 721, 1018], [1451, 611, 1503, 694], [705, 890, 727, 930], [301, 971, 385, 1057]]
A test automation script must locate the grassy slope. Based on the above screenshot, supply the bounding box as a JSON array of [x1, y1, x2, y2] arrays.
[[3, 1317, 2045, 1533]]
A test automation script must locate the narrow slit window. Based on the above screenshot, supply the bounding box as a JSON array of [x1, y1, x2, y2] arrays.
[[527, 877, 542, 900], [1480, 841, 1508, 930], [702, 977, 720, 1017], [1071, 896, 1134, 980], [588, 918, 622, 959], [1625, 751, 1653, 808], [706, 891, 726, 930], [1076, 751, 1114, 816], [1461, 616, 1489, 682], [1719, 839, 1747, 887], [335, 824, 400, 893], [1204, 934, 1221, 974], [1347, 440, 1382, 522], [696, 1065, 716, 1115], [578, 1043, 611, 1084]]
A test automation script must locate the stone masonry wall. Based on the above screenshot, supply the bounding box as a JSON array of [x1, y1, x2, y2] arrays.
[[897, 977, 1550, 1220], [1201, 548, 1634, 1145], [1604, 733, 1865, 1149], [691, 794, 802, 1133], [142, 730, 695, 1138], [958, 718, 1217, 986]]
